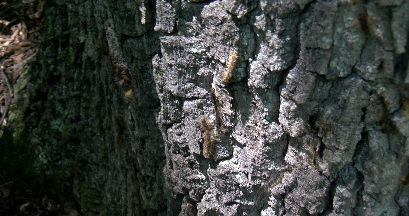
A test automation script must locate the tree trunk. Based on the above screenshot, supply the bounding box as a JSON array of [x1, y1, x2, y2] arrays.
[[2, 0, 409, 215]]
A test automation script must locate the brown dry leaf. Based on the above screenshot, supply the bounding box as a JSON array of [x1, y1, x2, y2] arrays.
[[13, 53, 24, 64]]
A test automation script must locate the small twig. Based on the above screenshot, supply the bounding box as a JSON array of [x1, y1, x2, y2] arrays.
[[2, 24, 20, 47], [0, 181, 13, 188], [0, 65, 13, 125]]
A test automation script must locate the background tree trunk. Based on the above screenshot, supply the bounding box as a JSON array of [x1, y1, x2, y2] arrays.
[[2, 0, 409, 215]]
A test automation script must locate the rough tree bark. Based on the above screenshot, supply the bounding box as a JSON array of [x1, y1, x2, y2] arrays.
[[2, 0, 409, 215]]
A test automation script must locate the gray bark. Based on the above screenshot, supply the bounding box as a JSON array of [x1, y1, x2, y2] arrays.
[[3, 0, 409, 215]]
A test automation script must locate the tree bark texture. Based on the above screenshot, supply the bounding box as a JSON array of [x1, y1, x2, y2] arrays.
[[3, 0, 409, 215]]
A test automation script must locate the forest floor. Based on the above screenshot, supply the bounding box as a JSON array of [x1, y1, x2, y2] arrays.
[[0, 20, 37, 126]]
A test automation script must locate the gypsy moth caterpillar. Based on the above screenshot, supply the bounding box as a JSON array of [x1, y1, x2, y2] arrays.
[[198, 116, 217, 159], [198, 116, 212, 131], [223, 50, 237, 83]]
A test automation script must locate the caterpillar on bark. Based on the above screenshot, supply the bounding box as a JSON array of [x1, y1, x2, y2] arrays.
[[223, 50, 237, 83], [198, 116, 217, 159]]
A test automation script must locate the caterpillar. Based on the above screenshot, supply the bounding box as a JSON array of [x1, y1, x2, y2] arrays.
[[223, 50, 237, 83], [198, 116, 217, 159]]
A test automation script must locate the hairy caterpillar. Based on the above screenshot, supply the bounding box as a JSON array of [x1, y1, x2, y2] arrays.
[[223, 50, 237, 83], [198, 116, 217, 159]]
